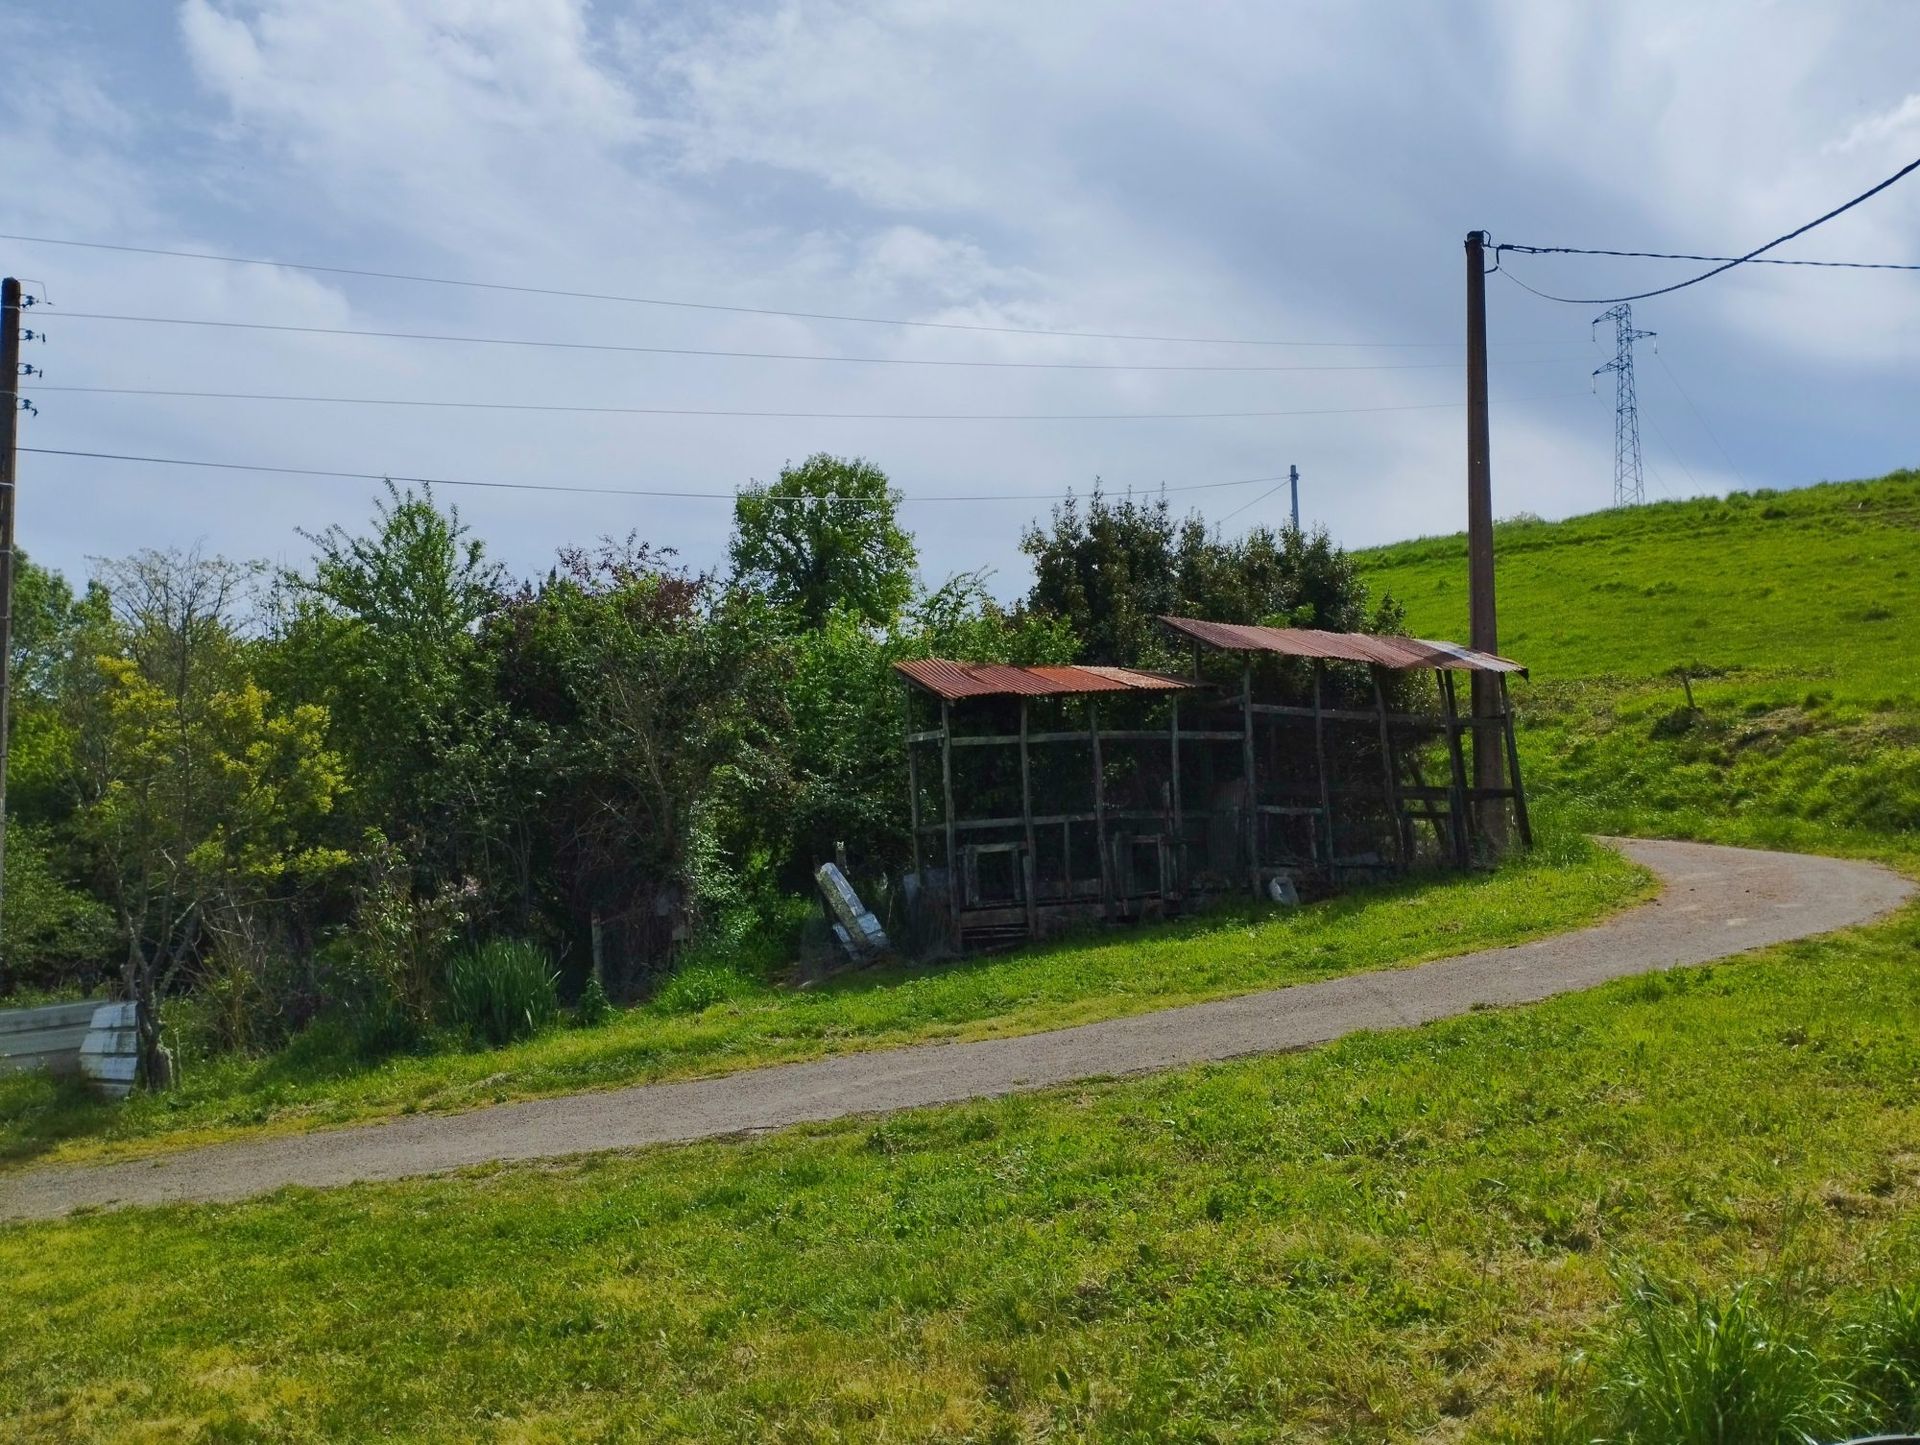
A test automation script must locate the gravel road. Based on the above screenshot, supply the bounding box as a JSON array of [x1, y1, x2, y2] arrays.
[[2, 837, 1909, 1223]]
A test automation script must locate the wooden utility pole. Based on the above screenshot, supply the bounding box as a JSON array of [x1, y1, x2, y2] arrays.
[[0, 278, 22, 926], [1463, 233, 1508, 852]]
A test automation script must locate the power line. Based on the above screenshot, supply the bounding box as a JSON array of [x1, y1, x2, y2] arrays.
[[31, 382, 1588, 422], [1653, 348, 1750, 490], [50, 310, 1584, 373], [20, 444, 1295, 504], [1497, 244, 1920, 271], [4, 230, 1519, 350], [1493, 154, 1920, 304], [1218, 479, 1289, 524]]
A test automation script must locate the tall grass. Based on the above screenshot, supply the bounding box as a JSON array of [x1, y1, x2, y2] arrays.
[[444, 940, 559, 1046], [1526, 1274, 1920, 1444]]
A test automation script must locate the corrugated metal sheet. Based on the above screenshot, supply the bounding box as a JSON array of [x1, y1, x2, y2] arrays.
[[893, 659, 1199, 700], [1158, 616, 1526, 675]]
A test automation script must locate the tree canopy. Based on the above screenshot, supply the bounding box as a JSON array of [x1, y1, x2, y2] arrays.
[[729, 454, 918, 629]]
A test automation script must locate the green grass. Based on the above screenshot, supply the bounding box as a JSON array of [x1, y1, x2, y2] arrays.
[[5, 470, 1919, 1442], [2, 906, 1916, 1442], [0, 836, 1644, 1169]]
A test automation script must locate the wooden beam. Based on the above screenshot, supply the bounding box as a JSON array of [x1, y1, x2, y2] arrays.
[[1020, 698, 1038, 937], [905, 686, 924, 886], [1169, 695, 1185, 892], [1241, 659, 1259, 895], [1312, 659, 1335, 873], [1373, 668, 1410, 868], [940, 698, 959, 944], [1090, 698, 1113, 917], [1500, 675, 1533, 848], [1439, 670, 1471, 868]]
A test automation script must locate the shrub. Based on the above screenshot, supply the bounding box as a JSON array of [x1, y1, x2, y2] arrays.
[[574, 974, 613, 1029], [445, 940, 559, 1046]]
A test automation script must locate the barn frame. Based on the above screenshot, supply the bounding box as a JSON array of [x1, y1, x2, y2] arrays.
[[897, 623, 1530, 954]]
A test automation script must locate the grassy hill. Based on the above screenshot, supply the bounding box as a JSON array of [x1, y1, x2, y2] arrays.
[[1362, 471, 1920, 860], [4, 472, 1919, 1443]]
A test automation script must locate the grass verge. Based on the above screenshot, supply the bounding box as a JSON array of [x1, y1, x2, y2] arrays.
[[1, 901, 1915, 1441], [0, 834, 1646, 1171]]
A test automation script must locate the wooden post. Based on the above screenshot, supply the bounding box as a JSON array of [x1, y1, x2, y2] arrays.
[[1090, 698, 1112, 917], [1020, 697, 1038, 935], [1241, 658, 1259, 895], [1465, 230, 1509, 852], [1500, 675, 1533, 848], [1168, 695, 1184, 894], [1312, 660, 1335, 874], [940, 699, 958, 944], [1439, 670, 1471, 868], [905, 686, 924, 887], [1372, 668, 1409, 868], [0, 278, 22, 925]]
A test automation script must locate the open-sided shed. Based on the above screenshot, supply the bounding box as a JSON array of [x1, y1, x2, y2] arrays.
[[896, 660, 1204, 952], [896, 626, 1529, 954], [1158, 616, 1530, 885]]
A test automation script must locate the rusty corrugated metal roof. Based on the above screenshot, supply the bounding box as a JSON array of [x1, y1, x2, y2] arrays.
[[1158, 616, 1526, 675], [893, 659, 1199, 700]]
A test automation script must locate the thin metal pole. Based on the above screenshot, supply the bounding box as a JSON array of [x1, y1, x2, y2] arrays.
[[1288, 463, 1300, 533], [0, 278, 22, 928], [1020, 698, 1038, 935], [1311, 659, 1334, 873], [1241, 659, 1259, 895], [1465, 232, 1509, 851]]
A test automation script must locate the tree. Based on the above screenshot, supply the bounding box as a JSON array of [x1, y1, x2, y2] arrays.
[[274, 484, 502, 871], [488, 542, 792, 990], [729, 454, 918, 629], [1021, 488, 1403, 667]]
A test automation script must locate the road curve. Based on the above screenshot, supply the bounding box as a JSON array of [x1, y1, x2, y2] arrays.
[[2, 838, 1910, 1223]]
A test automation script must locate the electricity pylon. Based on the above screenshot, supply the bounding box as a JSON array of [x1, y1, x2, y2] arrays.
[[1593, 303, 1656, 507]]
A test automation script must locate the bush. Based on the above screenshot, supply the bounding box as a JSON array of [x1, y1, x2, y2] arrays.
[[574, 975, 613, 1028], [444, 940, 559, 1046]]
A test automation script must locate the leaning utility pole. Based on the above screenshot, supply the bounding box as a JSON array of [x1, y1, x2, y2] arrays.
[[1463, 233, 1507, 852], [1593, 303, 1655, 507], [0, 278, 21, 927]]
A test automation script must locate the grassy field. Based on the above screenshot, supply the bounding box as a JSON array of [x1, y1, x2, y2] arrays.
[[0, 837, 1644, 1170], [3, 471, 1918, 1442]]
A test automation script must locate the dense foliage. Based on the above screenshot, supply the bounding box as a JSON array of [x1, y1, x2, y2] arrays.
[[0, 462, 1393, 1084]]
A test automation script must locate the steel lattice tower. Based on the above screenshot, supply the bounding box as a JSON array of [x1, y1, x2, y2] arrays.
[[1592, 303, 1656, 507]]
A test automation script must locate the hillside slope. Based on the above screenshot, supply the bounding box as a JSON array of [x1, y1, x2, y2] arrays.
[[1361, 470, 1920, 858]]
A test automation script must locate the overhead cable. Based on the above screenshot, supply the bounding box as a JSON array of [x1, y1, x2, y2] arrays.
[[52, 310, 1583, 372], [1493, 154, 1920, 303], [35, 382, 1587, 422]]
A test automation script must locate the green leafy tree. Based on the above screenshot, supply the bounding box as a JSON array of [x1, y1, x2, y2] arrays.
[[273, 484, 503, 873], [729, 454, 918, 629]]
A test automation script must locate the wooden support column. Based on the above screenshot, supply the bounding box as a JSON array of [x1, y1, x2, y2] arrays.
[[1372, 668, 1409, 868], [1019, 698, 1038, 936], [1312, 659, 1335, 874], [1169, 696, 1184, 893], [1090, 698, 1113, 918], [1241, 658, 1259, 896], [905, 685, 924, 887], [1439, 671, 1472, 869], [940, 699, 959, 944], [1500, 675, 1533, 848]]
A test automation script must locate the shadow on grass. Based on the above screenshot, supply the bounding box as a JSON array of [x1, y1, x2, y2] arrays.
[[0, 1071, 121, 1167]]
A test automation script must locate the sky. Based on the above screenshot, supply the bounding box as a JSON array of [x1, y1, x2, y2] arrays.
[[2, 1, 1917, 599]]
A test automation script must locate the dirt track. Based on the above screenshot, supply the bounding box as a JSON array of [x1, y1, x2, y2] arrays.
[[2, 837, 1910, 1224]]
